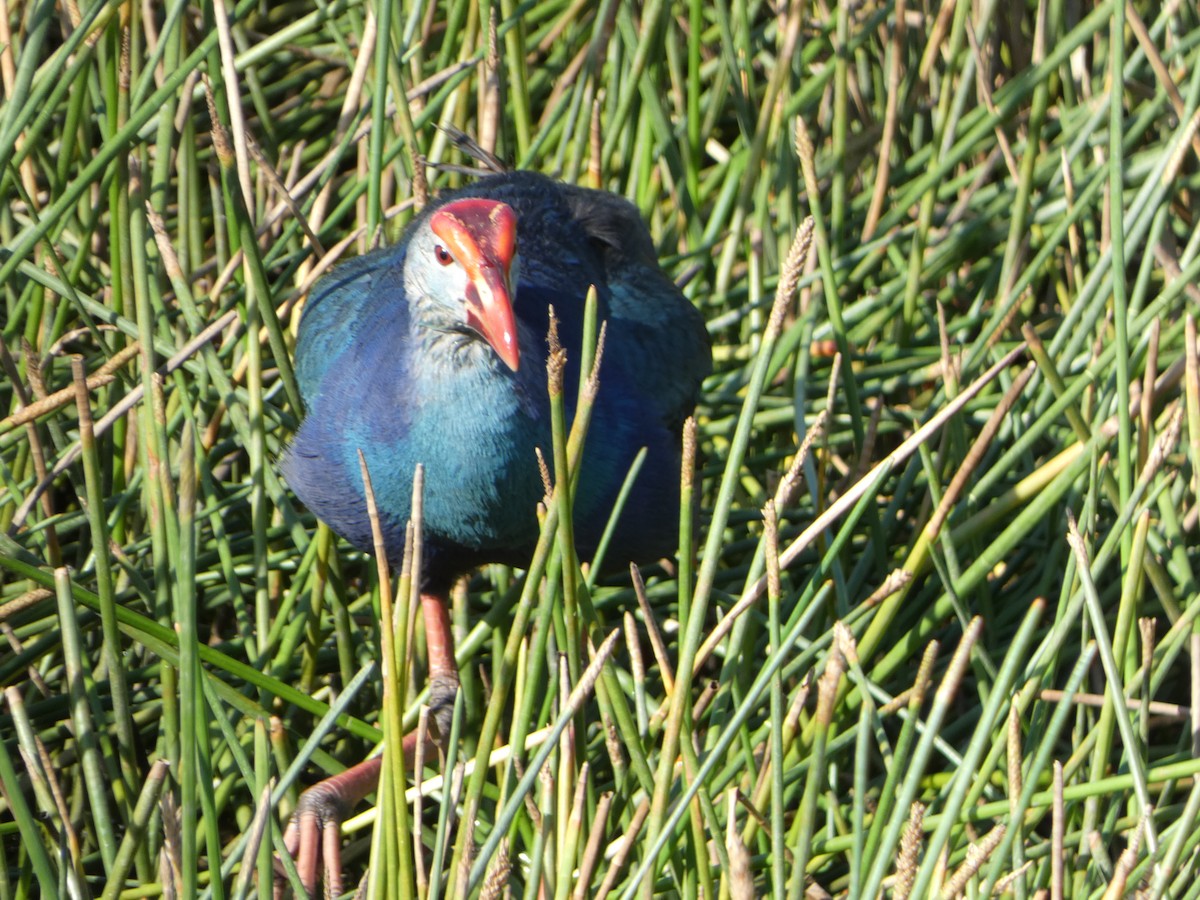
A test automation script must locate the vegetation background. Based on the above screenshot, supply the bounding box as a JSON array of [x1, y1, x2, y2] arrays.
[[2, 0, 1199, 897]]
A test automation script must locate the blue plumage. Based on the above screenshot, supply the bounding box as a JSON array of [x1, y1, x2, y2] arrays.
[[282, 172, 710, 588]]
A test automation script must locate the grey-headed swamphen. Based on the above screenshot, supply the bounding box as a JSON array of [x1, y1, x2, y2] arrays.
[[279, 170, 711, 896]]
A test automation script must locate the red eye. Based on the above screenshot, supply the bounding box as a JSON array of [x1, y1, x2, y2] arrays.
[[434, 244, 453, 266]]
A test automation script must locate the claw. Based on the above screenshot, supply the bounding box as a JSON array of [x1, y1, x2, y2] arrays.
[[275, 757, 382, 898], [273, 681, 458, 898], [273, 592, 460, 897]]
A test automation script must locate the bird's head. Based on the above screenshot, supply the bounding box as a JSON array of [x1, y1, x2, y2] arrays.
[[407, 197, 521, 371]]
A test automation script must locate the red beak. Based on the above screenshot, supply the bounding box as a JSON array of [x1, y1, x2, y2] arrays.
[[430, 199, 520, 371]]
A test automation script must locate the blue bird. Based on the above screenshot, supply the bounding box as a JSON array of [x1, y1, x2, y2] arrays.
[[278, 171, 710, 896]]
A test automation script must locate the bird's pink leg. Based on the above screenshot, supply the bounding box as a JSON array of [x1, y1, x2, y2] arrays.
[[416, 590, 461, 746], [276, 592, 459, 899]]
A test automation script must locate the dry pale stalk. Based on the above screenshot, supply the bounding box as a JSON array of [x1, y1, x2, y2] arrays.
[[892, 801, 925, 900]]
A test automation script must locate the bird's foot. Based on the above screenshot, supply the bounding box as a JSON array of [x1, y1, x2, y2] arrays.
[[276, 591, 461, 897], [274, 678, 459, 899], [275, 756, 382, 899]]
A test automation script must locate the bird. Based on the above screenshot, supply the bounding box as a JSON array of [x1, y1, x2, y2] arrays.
[[278, 170, 711, 896]]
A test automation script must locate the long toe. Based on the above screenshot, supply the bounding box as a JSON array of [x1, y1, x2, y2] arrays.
[[276, 757, 383, 898], [275, 806, 322, 899]]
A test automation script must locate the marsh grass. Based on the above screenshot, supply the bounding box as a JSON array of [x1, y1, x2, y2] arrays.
[[3, 0, 1200, 897]]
